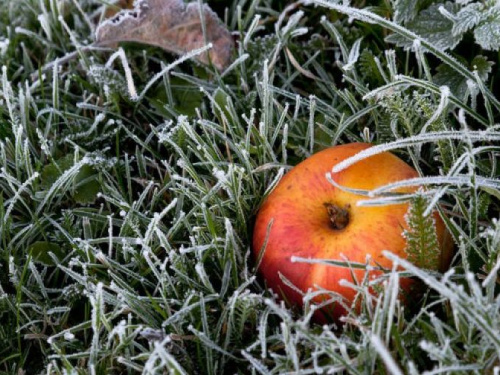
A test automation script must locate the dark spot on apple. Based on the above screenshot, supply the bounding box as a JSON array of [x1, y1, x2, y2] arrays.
[[287, 185, 292, 190]]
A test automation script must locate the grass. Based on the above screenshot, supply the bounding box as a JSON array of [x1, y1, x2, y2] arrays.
[[0, 0, 499, 373]]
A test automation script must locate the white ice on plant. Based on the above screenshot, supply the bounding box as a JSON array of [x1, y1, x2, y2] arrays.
[[0, 38, 9, 56], [383, 250, 500, 356], [37, 14, 52, 41], [370, 334, 405, 375], [1, 171, 39, 228], [332, 130, 500, 173], [105, 48, 138, 100], [367, 175, 500, 198], [420, 86, 450, 134], [342, 37, 363, 71], [68, 113, 106, 140], [137, 43, 213, 101]]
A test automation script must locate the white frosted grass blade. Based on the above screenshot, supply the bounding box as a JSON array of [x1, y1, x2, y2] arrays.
[[482, 255, 500, 288], [105, 48, 138, 100], [279, 10, 305, 36], [419, 148, 489, 216], [36, 159, 86, 214], [383, 251, 500, 355], [28, 260, 48, 299], [278, 272, 305, 297], [46, 306, 71, 315], [422, 186, 449, 217], [421, 365, 483, 375], [281, 321, 300, 371], [89, 282, 104, 369], [473, 70, 494, 125], [68, 113, 106, 140], [243, 14, 262, 49], [37, 0, 52, 41], [332, 130, 500, 173], [291, 255, 378, 270], [384, 267, 400, 345], [262, 167, 285, 196], [69, 0, 94, 33], [14, 27, 51, 48], [142, 337, 187, 375], [2, 66, 15, 122], [263, 297, 292, 322], [308, 95, 316, 155], [58, 15, 82, 49], [356, 192, 426, 207], [301, 287, 346, 310], [370, 334, 405, 375], [413, 39, 432, 82], [220, 53, 249, 78], [385, 49, 398, 79], [162, 294, 218, 326], [2, 171, 38, 229], [260, 59, 271, 137], [368, 175, 500, 197], [188, 325, 238, 359], [47, 320, 92, 346], [117, 357, 143, 372], [241, 350, 272, 375], [342, 37, 363, 71], [142, 248, 165, 287], [195, 262, 216, 293], [420, 86, 450, 134], [326, 171, 371, 197], [143, 198, 178, 245], [258, 308, 270, 359], [138, 43, 213, 101]]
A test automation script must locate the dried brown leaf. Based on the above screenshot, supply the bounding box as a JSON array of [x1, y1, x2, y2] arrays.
[[285, 47, 318, 80], [104, 0, 135, 19], [96, 0, 234, 71]]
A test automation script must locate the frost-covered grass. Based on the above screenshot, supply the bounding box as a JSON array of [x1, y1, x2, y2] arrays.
[[0, 0, 499, 373]]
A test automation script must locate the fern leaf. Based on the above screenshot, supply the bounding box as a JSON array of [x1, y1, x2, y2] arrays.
[[404, 193, 441, 270]]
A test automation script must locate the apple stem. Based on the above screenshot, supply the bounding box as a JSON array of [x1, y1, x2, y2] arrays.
[[324, 203, 350, 230]]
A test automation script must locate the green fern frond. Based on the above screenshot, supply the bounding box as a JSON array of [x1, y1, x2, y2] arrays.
[[404, 192, 441, 270]]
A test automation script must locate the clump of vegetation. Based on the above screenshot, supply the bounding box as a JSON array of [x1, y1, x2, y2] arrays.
[[0, 0, 499, 373]]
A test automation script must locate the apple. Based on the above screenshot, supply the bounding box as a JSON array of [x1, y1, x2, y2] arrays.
[[253, 142, 453, 322]]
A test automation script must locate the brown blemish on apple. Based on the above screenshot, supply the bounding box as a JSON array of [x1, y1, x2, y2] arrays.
[[324, 202, 350, 230]]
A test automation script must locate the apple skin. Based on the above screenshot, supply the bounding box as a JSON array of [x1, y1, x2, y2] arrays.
[[253, 143, 453, 322]]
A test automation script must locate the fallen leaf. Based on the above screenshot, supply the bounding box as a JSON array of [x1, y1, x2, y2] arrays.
[[96, 0, 234, 71], [104, 0, 135, 19]]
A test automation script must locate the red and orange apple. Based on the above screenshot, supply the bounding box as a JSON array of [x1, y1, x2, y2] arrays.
[[253, 143, 453, 322]]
